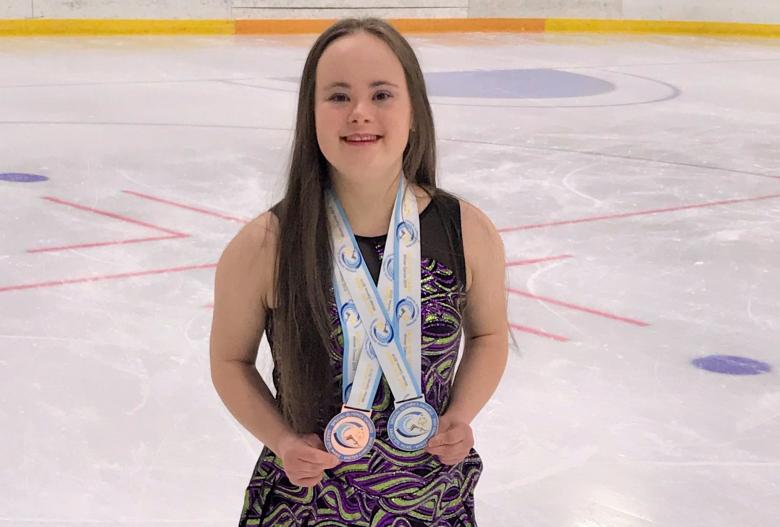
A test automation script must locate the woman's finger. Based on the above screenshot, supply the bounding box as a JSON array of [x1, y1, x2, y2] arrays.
[[439, 456, 464, 466], [299, 435, 341, 468], [285, 458, 329, 479], [291, 474, 323, 488], [289, 467, 325, 479], [430, 445, 470, 463], [426, 439, 466, 456], [428, 426, 468, 448], [295, 456, 333, 471]]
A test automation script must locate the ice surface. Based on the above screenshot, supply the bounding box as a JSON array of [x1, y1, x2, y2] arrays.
[[1, 31, 779, 526]]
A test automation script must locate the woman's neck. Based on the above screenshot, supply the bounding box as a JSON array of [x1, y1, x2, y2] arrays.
[[330, 168, 403, 237]]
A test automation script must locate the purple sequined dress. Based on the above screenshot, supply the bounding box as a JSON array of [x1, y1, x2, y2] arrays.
[[239, 193, 483, 526]]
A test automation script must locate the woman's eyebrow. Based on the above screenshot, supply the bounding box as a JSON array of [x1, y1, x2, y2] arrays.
[[324, 80, 399, 90]]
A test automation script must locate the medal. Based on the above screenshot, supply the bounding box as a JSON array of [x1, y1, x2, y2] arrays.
[[388, 398, 439, 451], [324, 175, 438, 461], [324, 406, 375, 462]]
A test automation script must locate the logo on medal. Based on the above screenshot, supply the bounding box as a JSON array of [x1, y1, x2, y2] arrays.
[[396, 410, 430, 438], [340, 302, 361, 327], [325, 409, 376, 462], [395, 220, 417, 247], [370, 320, 394, 345], [339, 245, 362, 271], [334, 421, 369, 449], [388, 400, 438, 451], [395, 297, 418, 324]]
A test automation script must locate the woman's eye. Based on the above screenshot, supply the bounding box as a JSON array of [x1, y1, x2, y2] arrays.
[[327, 92, 392, 103]]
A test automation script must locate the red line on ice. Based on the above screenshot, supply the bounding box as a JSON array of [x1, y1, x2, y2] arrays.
[[42, 196, 187, 235], [28, 234, 186, 253], [508, 287, 649, 327], [123, 190, 251, 224], [27, 196, 190, 253], [498, 193, 780, 233], [510, 323, 569, 342], [0, 263, 217, 293], [506, 255, 573, 267]]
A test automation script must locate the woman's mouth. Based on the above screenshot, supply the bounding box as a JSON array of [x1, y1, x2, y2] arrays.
[[342, 134, 382, 145]]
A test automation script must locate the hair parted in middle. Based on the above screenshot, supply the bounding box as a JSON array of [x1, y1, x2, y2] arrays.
[[273, 17, 440, 434]]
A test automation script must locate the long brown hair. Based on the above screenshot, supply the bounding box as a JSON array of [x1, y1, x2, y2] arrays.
[[274, 18, 438, 434]]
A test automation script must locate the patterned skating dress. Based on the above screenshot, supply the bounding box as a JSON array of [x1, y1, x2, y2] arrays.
[[239, 193, 483, 526]]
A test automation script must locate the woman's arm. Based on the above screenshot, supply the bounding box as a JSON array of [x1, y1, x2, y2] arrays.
[[448, 199, 509, 423], [209, 212, 295, 455], [209, 212, 339, 486], [426, 200, 508, 464]]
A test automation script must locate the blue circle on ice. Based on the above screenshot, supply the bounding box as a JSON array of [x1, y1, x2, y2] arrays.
[[424, 69, 616, 99], [280, 69, 615, 99], [692, 355, 771, 375], [0, 173, 49, 182]]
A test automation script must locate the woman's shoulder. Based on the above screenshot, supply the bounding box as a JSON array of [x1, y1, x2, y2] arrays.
[[428, 188, 495, 236], [215, 210, 279, 308], [224, 210, 279, 260], [457, 198, 497, 233], [452, 197, 504, 292]]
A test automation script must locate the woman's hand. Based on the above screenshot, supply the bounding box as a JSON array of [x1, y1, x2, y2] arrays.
[[276, 433, 340, 487], [424, 413, 474, 466]]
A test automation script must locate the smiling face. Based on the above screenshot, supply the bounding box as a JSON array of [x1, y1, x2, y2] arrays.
[[314, 31, 413, 184]]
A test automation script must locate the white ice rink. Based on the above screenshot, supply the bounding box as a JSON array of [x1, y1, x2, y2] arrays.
[[1, 30, 779, 526]]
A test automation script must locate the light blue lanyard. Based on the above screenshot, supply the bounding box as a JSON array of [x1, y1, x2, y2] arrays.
[[326, 177, 423, 411]]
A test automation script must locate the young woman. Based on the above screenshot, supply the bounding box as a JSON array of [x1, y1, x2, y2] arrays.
[[210, 17, 508, 526]]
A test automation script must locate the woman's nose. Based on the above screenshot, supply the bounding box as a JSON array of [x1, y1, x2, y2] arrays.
[[348, 99, 373, 123]]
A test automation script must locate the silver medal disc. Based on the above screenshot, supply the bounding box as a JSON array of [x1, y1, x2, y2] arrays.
[[387, 400, 438, 451]]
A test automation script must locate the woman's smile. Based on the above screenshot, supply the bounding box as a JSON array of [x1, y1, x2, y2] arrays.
[[342, 133, 383, 146]]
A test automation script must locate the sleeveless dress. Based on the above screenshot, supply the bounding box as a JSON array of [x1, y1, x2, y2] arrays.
[[238, 192, 483, 526]]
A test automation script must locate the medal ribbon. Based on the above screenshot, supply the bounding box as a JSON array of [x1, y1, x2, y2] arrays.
[[327, 176, 423, 412]]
